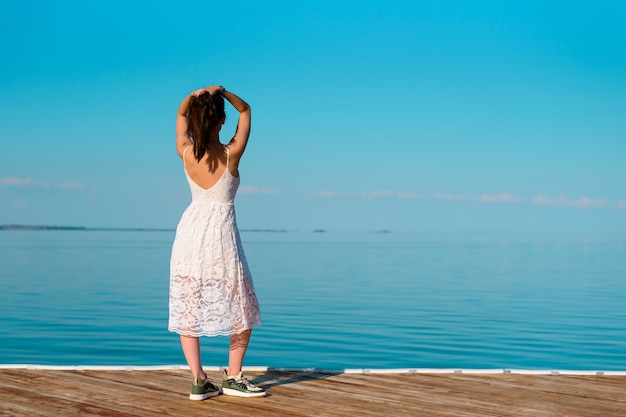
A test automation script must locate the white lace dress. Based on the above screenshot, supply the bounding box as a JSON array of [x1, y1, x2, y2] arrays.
[[169, 147, 261, 337]]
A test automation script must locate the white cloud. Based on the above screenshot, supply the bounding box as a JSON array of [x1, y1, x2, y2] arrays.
[[531, 194, 552, 205], [0, 177, 37, 186], [617, 200, 626, 209], [239, 185, 281, 195], [306, 189, 616, 209], [308, 190, 356, 198], [309, 190, 419, 200], [396, 192, 420, 200], [479, 193, 523, 203], [0, 177, 85, 189], [432, 193, 470, 202], [577, 197, 607, 208], [531, 194, 607, 208], [362, 190, 394, 199]]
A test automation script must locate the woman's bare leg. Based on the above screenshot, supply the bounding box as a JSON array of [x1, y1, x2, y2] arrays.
[[227, 329, 251, 376], [180, 335, 206, 379]]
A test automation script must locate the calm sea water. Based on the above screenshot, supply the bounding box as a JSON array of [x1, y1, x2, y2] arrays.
[[1, 229, 625, 370]]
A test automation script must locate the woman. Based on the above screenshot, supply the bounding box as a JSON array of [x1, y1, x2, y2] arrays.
[[168, 85, 265, 400]]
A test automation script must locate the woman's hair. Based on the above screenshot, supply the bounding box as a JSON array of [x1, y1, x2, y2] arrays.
[[186, 92, 226, 161]]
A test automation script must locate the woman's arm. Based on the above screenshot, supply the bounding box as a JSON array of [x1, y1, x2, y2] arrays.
[[223, 89, 251, 169], [175, 92, 195, 158]]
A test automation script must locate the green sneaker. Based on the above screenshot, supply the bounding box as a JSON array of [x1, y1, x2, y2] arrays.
[[189, 376, 221, 401], [222, 371, 267, 397]]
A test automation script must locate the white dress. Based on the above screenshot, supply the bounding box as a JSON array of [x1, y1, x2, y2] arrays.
[[169, 146, 261, 337]]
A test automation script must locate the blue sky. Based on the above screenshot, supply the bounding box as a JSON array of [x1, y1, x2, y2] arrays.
[[1, 0, 625, 232]]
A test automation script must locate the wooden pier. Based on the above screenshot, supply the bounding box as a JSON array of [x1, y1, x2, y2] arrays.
[[1, 368, 625, 416]]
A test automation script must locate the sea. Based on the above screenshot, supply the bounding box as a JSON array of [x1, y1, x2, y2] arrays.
[[1, 229, 625, 371]]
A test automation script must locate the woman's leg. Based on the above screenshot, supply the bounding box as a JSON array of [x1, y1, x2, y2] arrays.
[[227, 329, 251, 376], [180, 335, 206, 379]]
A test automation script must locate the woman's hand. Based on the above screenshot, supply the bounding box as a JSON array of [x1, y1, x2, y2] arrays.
[[192, 85, 223, 97]]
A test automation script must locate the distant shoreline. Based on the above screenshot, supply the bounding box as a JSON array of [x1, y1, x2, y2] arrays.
[[0, 225, 396, 234], [0, 225, 293, 233], [0, 225, 174, 232]]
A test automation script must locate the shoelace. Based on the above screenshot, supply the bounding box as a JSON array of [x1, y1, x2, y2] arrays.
[[231, 376, 256, 389]]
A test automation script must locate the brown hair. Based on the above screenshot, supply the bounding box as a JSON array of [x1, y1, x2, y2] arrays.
[[186, 92, 226, 161]]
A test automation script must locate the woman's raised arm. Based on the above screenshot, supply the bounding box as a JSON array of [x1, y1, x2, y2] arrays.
[[223, 89, 251, 167], [175, 92, 194, 158]]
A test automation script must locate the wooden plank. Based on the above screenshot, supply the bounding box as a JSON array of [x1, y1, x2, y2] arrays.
[[0, 369, 625, 417]]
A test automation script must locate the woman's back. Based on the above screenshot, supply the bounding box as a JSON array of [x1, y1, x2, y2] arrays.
[[182, 145, 236, 191], [181, 146, 240, 205]]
